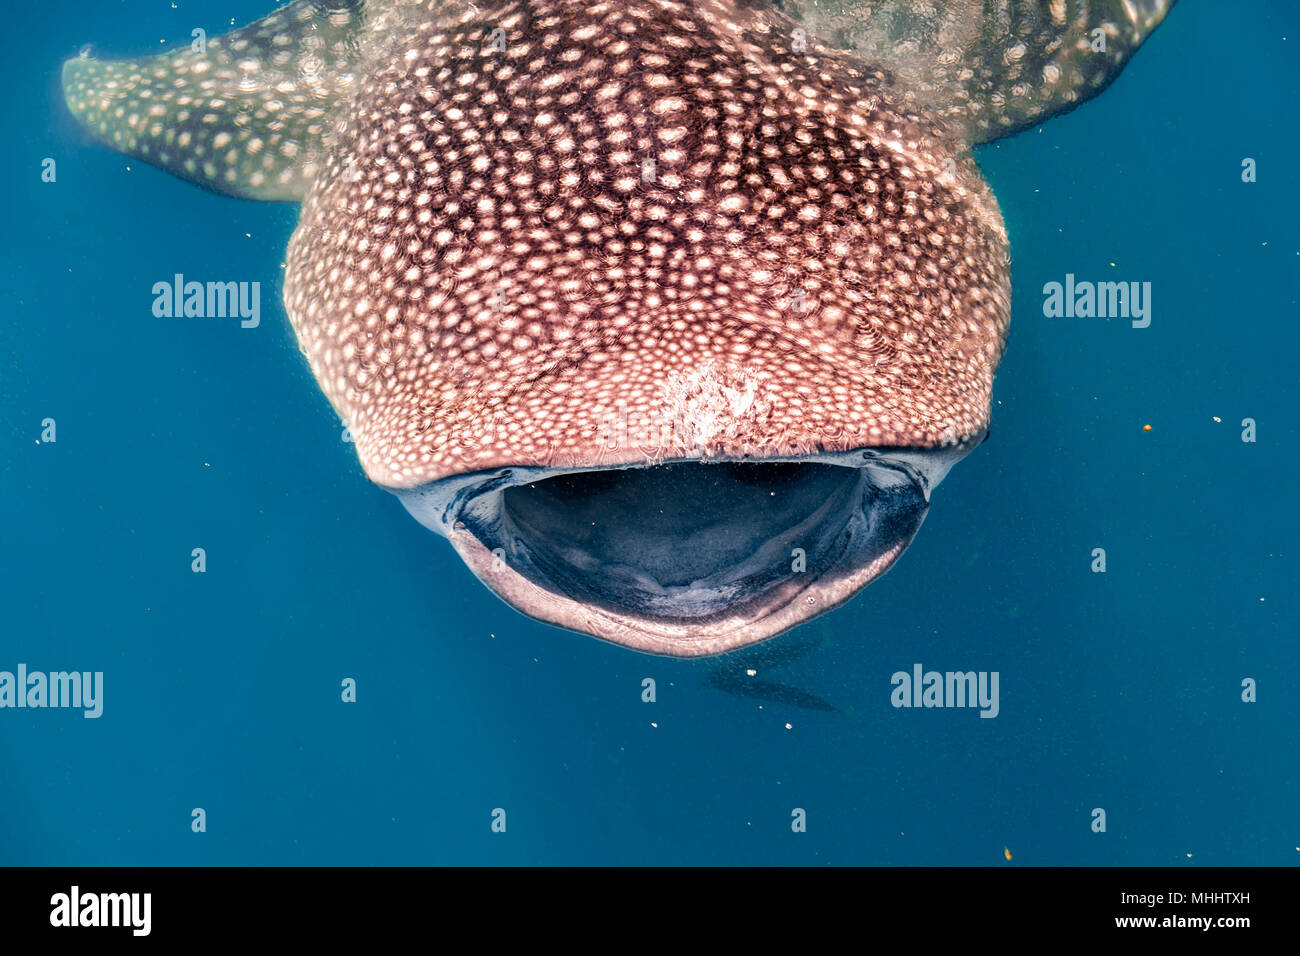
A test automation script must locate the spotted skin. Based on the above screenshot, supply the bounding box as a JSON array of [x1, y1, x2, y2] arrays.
[[62, 0, 370, 200], [287, 0, 1009, 488], [62, 0, 1176, 653], [785, 0, 1177, 144]]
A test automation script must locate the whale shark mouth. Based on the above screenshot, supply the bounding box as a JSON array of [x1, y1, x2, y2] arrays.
[[394, 439, 980, 657]]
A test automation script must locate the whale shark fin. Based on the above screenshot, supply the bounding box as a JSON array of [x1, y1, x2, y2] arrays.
[[62, 0, 370, 201], [789, 0, 1177, 145]]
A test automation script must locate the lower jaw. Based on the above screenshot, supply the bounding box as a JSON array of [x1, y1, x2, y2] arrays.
[[392, 440, 979, 657]]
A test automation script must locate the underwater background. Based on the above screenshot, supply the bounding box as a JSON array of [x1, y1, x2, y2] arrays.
[[2, 0, 1297, 865]]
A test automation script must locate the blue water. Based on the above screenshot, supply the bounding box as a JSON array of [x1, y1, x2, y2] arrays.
[[2, 1, 1297, 865]]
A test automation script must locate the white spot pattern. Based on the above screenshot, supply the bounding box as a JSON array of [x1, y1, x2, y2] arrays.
[[282, 0, 1011, 488]]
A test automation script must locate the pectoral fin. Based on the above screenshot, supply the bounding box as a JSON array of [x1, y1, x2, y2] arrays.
[[790, 0, 1177, 145], [62, 0, 370, 201]]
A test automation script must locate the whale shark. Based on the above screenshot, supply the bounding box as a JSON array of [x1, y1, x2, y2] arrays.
[[64, 0, 1175, 656]]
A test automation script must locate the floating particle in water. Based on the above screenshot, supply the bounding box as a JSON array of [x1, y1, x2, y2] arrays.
[[1143, 424, 1152, 432]]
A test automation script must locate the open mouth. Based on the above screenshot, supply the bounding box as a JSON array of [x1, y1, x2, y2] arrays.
[[501, 461, 865, 616], [394, 438, 980, 657]]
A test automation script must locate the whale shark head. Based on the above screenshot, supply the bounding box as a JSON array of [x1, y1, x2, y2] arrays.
[[63, 0, 1175, 655]]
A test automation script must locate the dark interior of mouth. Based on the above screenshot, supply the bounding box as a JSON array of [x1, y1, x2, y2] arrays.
[[489, 460, 920, 623]]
